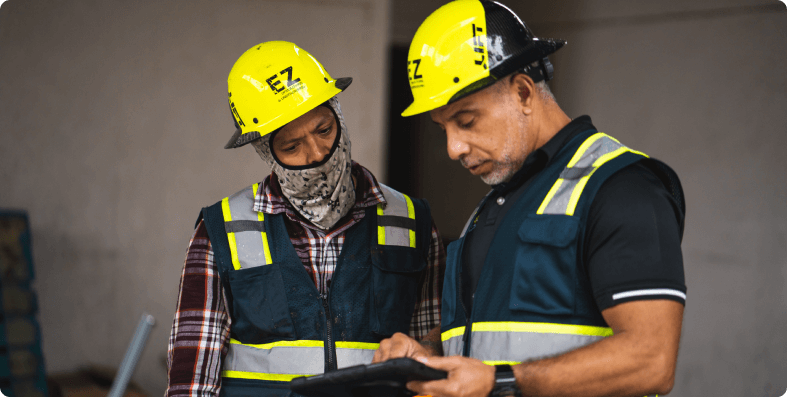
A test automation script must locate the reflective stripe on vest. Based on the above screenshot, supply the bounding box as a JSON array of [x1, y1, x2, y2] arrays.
[[221, 183, 273, 270], [442, 322, 612, 365], [537, 132, 648, 216], [441, 326, 466, 358], [221, 339, 379, 381], [377, 184, 416, 248]]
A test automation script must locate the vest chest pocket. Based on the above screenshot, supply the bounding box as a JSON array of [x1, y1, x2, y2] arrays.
[[226, 263, 295, 344], [369, 247, 427, 337], [510, 215, 581, 316]]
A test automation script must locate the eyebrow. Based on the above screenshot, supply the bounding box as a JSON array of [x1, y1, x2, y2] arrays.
[[432, 109, 475, 126]]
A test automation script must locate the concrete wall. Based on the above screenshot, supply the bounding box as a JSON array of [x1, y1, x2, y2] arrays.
[[392, 0, 787, 395], [0, 0, 390, 394]]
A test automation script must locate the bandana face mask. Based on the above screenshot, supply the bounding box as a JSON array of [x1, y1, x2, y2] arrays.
[[251, 97, 355, 230]]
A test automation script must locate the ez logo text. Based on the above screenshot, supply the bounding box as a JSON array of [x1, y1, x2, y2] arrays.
[[408, 59, 423, 81], [267, 66, 301, 94]]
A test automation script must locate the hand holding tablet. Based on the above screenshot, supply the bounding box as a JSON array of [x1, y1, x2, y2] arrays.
[[290, 358, 448, 397]]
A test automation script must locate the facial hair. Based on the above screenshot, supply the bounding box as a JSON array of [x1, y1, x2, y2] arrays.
[[466, 110, 531, 186]]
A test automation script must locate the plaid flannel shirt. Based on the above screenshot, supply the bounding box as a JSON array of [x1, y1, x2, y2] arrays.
[[166, 162, 445, 397]]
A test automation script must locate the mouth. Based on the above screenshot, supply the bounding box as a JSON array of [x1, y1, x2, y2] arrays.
[[462, 159, 487, 175]]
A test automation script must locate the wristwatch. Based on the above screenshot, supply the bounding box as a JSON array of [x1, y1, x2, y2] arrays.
[[489, 364, 522, 397]]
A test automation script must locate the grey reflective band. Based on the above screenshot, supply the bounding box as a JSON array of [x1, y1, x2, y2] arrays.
[[222, 340, 378, 381], [223, 341, 325, 378], [377, 215, 416, 230], [221, 183, 273, 270], [559, 165, 595, 180], [442, 323, 612, 365], [469, 329, 607, 364], [441, 327, 465, 357], [377, 184, 416, 248], [538, 133, 648, 216], [224, 220, 266, 233], [335, 345, 378, 368]]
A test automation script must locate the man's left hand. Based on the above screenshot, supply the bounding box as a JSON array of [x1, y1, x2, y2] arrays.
[[406, 356, 496, 397], [372, 332, 432, 363]]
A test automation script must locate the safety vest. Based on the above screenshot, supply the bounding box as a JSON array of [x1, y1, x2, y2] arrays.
[[441, 131, 684, 368], [200, 183, 432, 396]]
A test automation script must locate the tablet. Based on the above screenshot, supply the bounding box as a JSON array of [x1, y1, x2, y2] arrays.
[[290, 357, 447, 397]]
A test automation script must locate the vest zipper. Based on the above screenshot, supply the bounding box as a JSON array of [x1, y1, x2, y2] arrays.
[[456, 246, 473, 357], [461, 295, 473, 357], [459, 194, 494, 358], [322, 296, 338, 372]]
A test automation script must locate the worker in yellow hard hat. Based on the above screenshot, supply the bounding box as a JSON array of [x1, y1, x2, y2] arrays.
[[373, 1, 687, 397], [165, 41, 446, 397]]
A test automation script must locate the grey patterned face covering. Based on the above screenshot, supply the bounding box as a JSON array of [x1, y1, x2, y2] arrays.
[[251, 97, 355, 230]]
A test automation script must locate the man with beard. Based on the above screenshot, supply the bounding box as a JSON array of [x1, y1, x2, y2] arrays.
[[165, 41, 445, 397], [373, 1, 687, 397]]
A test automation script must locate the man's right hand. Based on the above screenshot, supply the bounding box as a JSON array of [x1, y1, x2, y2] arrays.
[[372, 332, 432, 363]]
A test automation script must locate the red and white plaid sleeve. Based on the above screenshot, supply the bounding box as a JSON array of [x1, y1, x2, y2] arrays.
[[166, 220, 231, 397], [408, 221, 446, 339]]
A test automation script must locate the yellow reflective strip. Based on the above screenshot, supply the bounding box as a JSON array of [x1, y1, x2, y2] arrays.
[[565, 175, 591, 216], [261, 232, 273, 264], [404, 194, 416, 248], [221, 197, 232, 222], [251, 183, 274, 265], [536, 178, 564, 215], [567, 132, 605, 168], [222, 197, 242, 271], [471, 322, 613, 337], [335, 341, 380, 350], [405, 195, 415, 219], [377, 204, 385, 245], [483, 360, 521, 366], [565, 146, 631, 216], [222, 370, 313, 382], [229, 338, 324, 349], [441, 326, 466, 342], [592, 146, 629, 168]]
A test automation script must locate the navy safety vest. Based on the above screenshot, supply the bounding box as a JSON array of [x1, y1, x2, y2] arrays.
[[200, 183, 432, 397], [441, 131, 684, 367]]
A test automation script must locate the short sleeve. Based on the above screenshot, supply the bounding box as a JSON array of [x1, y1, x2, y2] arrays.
[[584, 162, 687, 311]]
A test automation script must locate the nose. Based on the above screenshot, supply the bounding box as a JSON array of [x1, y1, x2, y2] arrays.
[[445, 128, 470, 161], [306, 135, 331, 164]]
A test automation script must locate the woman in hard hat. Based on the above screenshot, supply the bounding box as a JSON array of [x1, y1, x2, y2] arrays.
[[165, 41, 446, 396]]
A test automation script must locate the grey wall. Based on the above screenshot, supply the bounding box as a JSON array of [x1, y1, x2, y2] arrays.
[[0, 0, 390, 394], [393, 0, 787, 396]]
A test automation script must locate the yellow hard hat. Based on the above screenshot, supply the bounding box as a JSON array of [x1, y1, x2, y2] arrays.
[[225, 41, 352, 149], [401, 0, 566, 117]]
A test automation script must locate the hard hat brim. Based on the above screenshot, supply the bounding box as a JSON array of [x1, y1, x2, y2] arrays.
[[225, 77, 353, 149]]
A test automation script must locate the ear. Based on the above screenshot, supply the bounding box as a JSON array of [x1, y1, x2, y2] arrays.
[[509, 73, 537, 115]]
